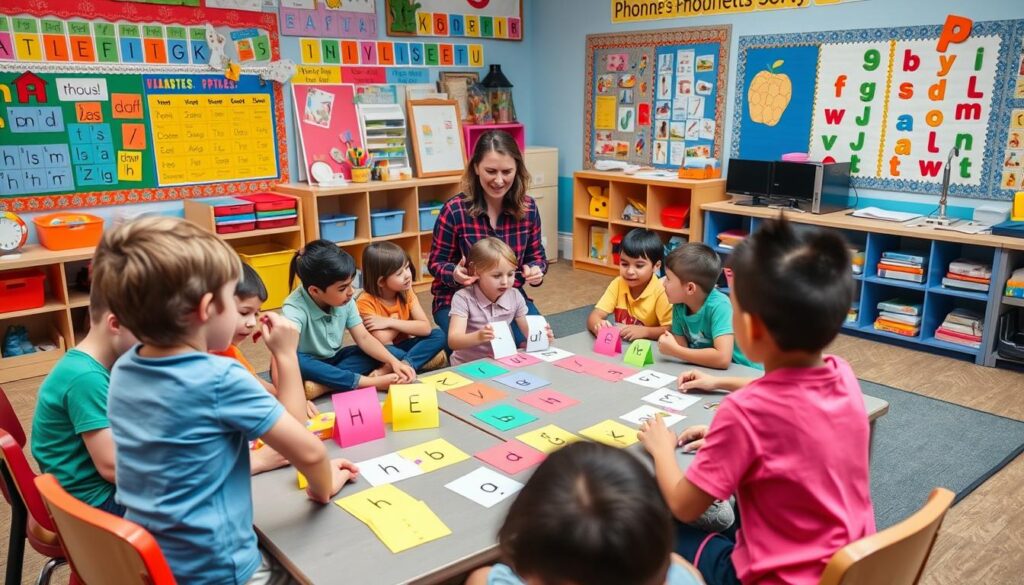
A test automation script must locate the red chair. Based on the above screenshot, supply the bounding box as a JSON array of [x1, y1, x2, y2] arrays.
[[35, 474, 177, 585], [0, 429, 69, 585]]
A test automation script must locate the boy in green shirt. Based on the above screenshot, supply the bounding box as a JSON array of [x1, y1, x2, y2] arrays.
[[658, 243, 761, 370], [31, 282, 138, 515]]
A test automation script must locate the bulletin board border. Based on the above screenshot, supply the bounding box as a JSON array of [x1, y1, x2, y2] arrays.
[[731, 19, 1024, 200], [0, 0, 289, 212], [583, 25, 731, 170]]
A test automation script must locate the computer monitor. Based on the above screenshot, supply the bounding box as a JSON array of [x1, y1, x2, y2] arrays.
[[770, 161, 819, 202], [725, 159, 773, 204]]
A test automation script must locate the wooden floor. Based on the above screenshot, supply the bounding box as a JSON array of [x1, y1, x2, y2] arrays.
[[2, 261, 1022, 584]]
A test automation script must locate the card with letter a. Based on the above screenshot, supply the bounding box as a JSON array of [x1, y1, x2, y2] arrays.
[[445, 467, 524, 508]]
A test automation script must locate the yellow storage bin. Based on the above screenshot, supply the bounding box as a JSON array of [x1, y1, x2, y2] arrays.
[[235, 243, 296, 310]]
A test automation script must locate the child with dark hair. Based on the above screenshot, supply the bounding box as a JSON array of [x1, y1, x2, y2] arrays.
[[467, 442, 703, 585], [639, 217, 874, 585], [658, 243, 760, 370], [587, 228, 672, 341], [283, 240, 416, 398]]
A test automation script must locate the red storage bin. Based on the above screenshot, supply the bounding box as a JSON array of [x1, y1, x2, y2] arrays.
[[216, 221, 257, 234], [661, 205, 690, 229], [256, 217, 298, 229], [206, 197, 255, 216], [238, 193, 296, 212], [0, 269, 46, 313]]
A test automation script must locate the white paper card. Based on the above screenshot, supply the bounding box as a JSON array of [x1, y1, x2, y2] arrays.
[[489, 320, 517, 359], [641, 389, 702, 413], [356, 453, 424, 486], [620, 404, 685, 428], [444, 467, 524, 508], [624, 370, 678, 389], [527, 346, 574, 362], [524, 315, 550, 352]]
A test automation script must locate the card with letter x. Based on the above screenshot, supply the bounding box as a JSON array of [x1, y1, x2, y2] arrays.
[[494, 371, 550, 392]]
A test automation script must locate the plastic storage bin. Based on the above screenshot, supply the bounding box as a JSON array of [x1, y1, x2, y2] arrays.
[[370, 209, 405, 237], [32, 213, 104, 250], [204, 197, 255, 216], [238, 193, 296, 212], [257, 216, 298, 229], [997, 309, 1024, 363], [418, 201, 443, 231], [661, 205, 690, 229], [0, 269, 46, 313], [235, 244, 296, 310], [319, 214, 358, 242]]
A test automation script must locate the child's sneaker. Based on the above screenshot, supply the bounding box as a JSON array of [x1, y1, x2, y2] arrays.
[[303, 380, 332, 400], [2, 326, 23, 357], [422, 350, 448, 372], [691, 498, 735, 533], [15, 326, 36, 354]]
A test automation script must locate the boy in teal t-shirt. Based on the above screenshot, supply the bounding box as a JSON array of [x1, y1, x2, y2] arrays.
[[31, 285, 138, 515], [658, 243, 761, 370]]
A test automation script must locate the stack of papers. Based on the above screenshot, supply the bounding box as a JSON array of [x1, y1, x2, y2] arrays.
[[851, 207, 922, 222], [335, 485, 451, 553]]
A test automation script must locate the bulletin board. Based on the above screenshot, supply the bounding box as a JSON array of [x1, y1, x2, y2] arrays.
[[0, 0, 287, 213], [292, 83, 364, 182], [583, 26, 731, 170], [731, 17, 1024, 200]]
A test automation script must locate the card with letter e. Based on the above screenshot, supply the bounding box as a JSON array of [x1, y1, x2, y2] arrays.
[[445, 467, 524, 508]]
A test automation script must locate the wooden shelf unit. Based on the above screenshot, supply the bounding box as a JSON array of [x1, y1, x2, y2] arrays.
[[277, 177, 463, 291], [182, 193, 305, 251], [701, 199, 1024, 368], [572, 171, 727, 275]]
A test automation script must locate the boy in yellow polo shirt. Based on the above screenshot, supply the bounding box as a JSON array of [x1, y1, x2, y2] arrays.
[[587, 229, 672, 341]]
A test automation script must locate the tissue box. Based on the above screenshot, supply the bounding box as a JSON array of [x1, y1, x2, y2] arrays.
[[306, 412, 336, 440]]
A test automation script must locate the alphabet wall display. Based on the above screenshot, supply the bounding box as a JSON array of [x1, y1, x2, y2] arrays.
[[733, 15, 1024, 199]]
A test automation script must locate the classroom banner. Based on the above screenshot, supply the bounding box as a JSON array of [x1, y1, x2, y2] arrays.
[[611, 0, 862, 24]]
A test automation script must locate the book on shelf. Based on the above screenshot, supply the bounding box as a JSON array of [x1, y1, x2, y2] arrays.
[[878, 258, 925, 269], [944, 308, 982, 327], [878, 269, 925, 283], [877, 298, 922, 315], [882, 250, 927, 264], [878, 311, 921, 326], [935, 327, 981, 348], [876, 262, 925, 275], [1006, 286, 1024, 298], [944, 272, 990, 285], [948, 259, 992, 279], [939, 320, 983, 337], [941, 277, 989, 292], [874, 319, 919, 337]]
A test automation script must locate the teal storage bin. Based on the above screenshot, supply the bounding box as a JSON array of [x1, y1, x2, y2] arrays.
[[418, 201, 443, 231], [370, 209, 405, 237], [319, 213, 357, 242]]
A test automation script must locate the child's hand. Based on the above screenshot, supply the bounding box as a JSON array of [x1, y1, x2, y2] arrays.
[[658, 330, 680, 354], [522, 264, 544, 286], [305, 400, 320, 418], [677, 424, 709, 452], [454, 258, 479, 286], [476, 324, 496, 343], [308, 459, 359, 503], [678, 370, 717, 393], [362, 315, 391, 332], [619, 325, 644, 341], [637, 415, 677, 456], [392, 360, 416, 383], [261, 313, 299, 357], [592, 319, 618, 336], [545, 324, 555, 342]]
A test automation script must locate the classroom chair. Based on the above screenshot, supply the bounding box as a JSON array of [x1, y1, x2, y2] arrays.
[[35, 474, 177, 585], [1, 385, 30, 585], [0, 428, 71, 585], [819, 487, 955, 585]]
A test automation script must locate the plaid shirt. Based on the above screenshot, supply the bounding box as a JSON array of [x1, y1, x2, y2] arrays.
[[428, 193, 548, 314]]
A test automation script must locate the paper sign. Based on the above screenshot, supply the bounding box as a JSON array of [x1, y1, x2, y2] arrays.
[[332, 387, 386, 448], [445, 467, 524, 508], [593, 363, 636, 382], [335, 484, 418, 522], [387, 384, 439, 431], [593, 328, 622, 356], [116, 150, 142, 182], [553, 355, 605, 373], [75, 102, 103, 123], [493, 372, 550, 392], [121, 123, 146, 150], [111, 93, 143, 119], [518, 389, 579, 413], [496, 352, 542, 368], [446, 382, 507, 406], [624, 369, 677, 389], [418, 371, 473, 392], [580, 420, 639, 448], [475, 440, 546, 475], [620, 404, 684, 428], [397, 439, 469, 473], [524, 315, 550, 352], [528, 347, 574, 362], [595, 95, 617, 129], [473, 404, 538, 432], [516, 425, 580, 454], [489, 320, 517, 359], [624, 340, 654, 366], [454, 361, 509, 379], [355, 452, 424, 486], [641, 388, 702, 413]]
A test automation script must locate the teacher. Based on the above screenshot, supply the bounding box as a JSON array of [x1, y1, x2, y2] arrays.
[[429, 130, 547, 345]]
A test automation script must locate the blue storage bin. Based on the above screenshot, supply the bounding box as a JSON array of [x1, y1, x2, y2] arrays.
[[319, 213, 357, 242], [370, 209, 405, 237], [418, 201, 443, 232]]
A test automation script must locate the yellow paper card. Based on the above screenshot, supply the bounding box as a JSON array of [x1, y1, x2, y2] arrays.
[[579, 420, 639, 448], [382, 396, 391, 424], [418, 371, 473, 392], [595, 95, 617, 130], [397, 438, 469, 473], [297, 472, 307, 490], [335, 484, 418, 524], [516, 424, 580, 454], [371, 501, 451, 553], [389, 383, 439, 431]]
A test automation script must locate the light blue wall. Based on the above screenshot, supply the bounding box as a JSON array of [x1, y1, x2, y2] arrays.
[[15, 0, 536, 244], [530, 0, 1022, 233]]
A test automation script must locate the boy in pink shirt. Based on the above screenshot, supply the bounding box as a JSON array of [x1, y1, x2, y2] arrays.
[[638, 217, 875, 585]]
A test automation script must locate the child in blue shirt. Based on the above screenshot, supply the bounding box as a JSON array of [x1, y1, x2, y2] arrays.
[[658, 243, 761, 370], [99, 217, 358, 585]]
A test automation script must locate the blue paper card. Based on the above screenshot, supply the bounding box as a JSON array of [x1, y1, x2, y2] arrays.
[[494, 372, 550, 392], [473, 404, 537, 432], [455, 361, 509, 379]]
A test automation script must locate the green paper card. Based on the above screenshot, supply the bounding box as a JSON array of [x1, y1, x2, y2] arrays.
[[624, 340, 654, 367], [474, 404, 537, 432], [456, 362, 510, 379]]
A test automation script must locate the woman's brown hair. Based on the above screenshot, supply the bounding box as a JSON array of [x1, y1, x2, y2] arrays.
[[461, 130, 532, 221]]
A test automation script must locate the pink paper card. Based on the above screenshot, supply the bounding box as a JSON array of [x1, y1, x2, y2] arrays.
[[518, 390, 579, 413], [332, 387, 386, 448], [593, 328, 622, 356], [554, 355, 606, 373], [497, 352, 542, 368], [592, 363, 636, 382], [475, 440, 546, 475]]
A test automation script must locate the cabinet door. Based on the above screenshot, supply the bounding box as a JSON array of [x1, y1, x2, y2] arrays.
[[524, 147, 558, 188], [530, 185, 559, 261]]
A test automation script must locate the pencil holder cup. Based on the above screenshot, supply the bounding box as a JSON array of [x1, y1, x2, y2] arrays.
[[351, 166, 370, 183]]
